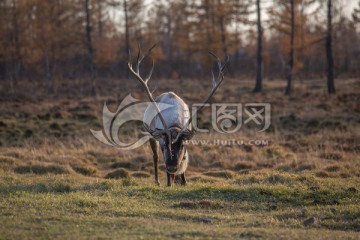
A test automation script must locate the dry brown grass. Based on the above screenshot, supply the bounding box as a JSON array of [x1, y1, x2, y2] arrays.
[[0, 78, 359, 181], [0, 77, 359, 239]]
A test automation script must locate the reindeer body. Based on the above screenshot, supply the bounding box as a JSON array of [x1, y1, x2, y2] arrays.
[[144, 92, 190, 131], [144, 92, 190, 186]]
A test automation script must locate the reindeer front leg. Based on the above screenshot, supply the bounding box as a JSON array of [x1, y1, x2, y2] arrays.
[[180, 173, 187, 186], [167, 173, 171, 187], [149, 139, 160, 186]]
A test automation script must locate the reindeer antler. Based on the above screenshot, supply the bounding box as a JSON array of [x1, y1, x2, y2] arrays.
[[127, 44, 168, 131], [172, 53, 229, 144]]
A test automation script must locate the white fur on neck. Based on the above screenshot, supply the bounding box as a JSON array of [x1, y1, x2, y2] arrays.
[[175, 149, 188, 175]]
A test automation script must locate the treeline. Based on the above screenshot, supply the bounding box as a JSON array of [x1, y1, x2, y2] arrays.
[[0, 0, 359, 94]]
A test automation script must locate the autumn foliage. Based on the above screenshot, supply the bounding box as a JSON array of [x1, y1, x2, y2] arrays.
[[0, 0, 359, 94]]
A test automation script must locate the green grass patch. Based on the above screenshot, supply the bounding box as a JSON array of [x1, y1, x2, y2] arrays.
[[0, 171, 359, 239]]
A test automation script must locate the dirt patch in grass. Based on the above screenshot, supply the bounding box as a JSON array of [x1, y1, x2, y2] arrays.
[[132, 156, 148, 163], [208, 161, 230, 169], [14, 164, 69, 175], [105, 168, 130, 179], [203, 170, 235, 179], [316, 171, 330, 178], [0, 156, 19, 171], [320, 152, 343, 161], [71, 164, 98, 176], [131, 171, 151, 178], [175, 200, 224, 209], [277, 161, 317, 173], [110, 161, 133, 169], [325, 165, 341, 172], [188, 176, 219, 183], [232, 161, 255, 171]]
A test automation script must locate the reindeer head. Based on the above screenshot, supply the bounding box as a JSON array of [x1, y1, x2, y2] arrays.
[[149, 126, 193, 174]]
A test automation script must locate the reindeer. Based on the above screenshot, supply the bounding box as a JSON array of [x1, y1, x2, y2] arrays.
[[127, 45, 227, 187]]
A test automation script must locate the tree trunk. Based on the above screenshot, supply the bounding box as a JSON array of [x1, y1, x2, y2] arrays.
[[326, 0, 336, 94], [164, 10, 172, 77], [44, 44, 52, 83], [124, 0, 130, 77], [217, 0, 228, 58], [85, 0, 96, 96], [285, 0, 295, 95], [97, 1, 103, 37], [124, 0, 130, 57], [46, 2, 56, 93], [12, 0, 21, 83], [2, 0, 14, 93], [253, 0, 263, 93]]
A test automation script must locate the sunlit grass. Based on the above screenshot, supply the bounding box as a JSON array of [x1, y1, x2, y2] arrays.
[[0, 171, 359, 239]]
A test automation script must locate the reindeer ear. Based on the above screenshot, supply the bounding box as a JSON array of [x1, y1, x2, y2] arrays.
[[172, 128, 194, 144], [151, 131, 166, 140], [180, 129, 194, 140], [144, 124, 165, 141]]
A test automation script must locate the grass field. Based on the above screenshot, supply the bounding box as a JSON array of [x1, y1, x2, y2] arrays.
[[0, 78, 359, 239]]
